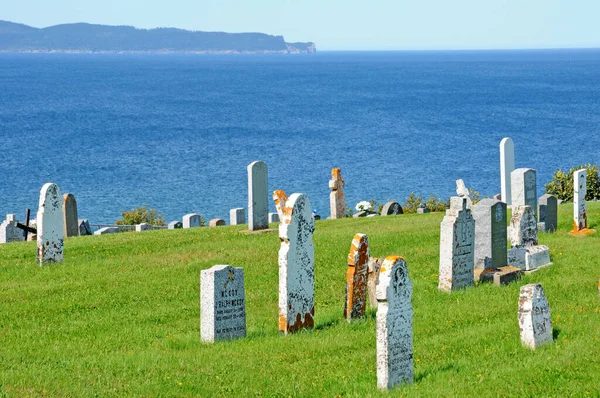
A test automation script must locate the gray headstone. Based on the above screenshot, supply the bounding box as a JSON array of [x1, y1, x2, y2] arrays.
[[229, 208, 245, 226], [518, 283, 553, 349], [78, 219, 92, 236], [376, 256, 413, 390], [209, 218, 226, 227], [268, 212, 280, 223], [438, 197, 475, 292], [0, 220, 25, 243], [538, 194, 557, 233], [472, 198, 507, 269], [381, 201, 403, 216], [94, 227, 119, 235], [511, 168, 537, 219], [500, 137, 515, 206], [200, 265, 246, 343], [136, 223, 153, 232], [168, 221, 183, 229], [37, 183, 64, 265], [182, 213, 201, 228], [344, 233, 369, 322], [63, 193, 79, 238], [6, 214, 18, 222], [507, 205, 551, 271], [248, 160, 269, 231]]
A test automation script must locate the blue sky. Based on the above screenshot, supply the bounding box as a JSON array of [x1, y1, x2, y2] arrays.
[[1, 0, 599, 50]]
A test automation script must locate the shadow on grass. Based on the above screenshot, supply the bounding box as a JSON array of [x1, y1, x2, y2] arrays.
[[553, 327, 561, 340], [415, 363, 456, 383]]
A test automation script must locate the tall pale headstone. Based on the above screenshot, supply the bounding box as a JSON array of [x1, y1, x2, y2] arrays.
[[248, 160, 269, 231], [511, 168, 537, 219], [229, 208, 246, 226], [344, 233, 369, 321], [376, 256, 413, 390], [329, 168, 347, 219], [518, 283, 553, 349], [278, 193, 315, 334], [63, 193, 79, 238], [472, 198, 507, 270], [438, 197, 475, 292], [500, 137, 515, 206], [538, 194, 558, 233], [570, 168, 595, 235], [507, 205, 551, 271], [200, 265, 246, 343], [182, 213, 201, 228], [37, 183, 64, 265]]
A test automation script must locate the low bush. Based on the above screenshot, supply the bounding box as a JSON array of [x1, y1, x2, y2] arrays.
[[116, 205, 166, 226], [545, 164, 600, 202]]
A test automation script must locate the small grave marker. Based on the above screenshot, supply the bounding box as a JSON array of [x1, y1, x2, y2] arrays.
[[518, 283, 553, 349]]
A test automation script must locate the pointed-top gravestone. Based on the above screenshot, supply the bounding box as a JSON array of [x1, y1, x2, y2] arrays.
[[344, 233, 369, 321], [376, 256, 413, 390], [248, 160, 269, 231], [518, 283, 553, 349], [329, 168, 347, 219], [37, 183, 64, 265], [278, 193, 315, 334], [63, 193, 79, 238], [438, 197, 475, 292], [500, 138, 515, 206], [539, 194, 558, 233], [511, 168, 537, 219], [570, 169, 595, 236]]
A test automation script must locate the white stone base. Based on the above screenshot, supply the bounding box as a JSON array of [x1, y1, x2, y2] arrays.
[[507, 245, 551, 271]]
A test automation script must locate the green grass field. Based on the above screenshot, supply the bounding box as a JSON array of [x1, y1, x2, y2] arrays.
[[1, 202, 600, 397]]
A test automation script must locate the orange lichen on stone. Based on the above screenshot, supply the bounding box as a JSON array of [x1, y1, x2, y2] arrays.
[[272, 190, 287, 220], [569, 227, 596, 237], [284, 308, 315, 334], [345, 234, 369, 320]]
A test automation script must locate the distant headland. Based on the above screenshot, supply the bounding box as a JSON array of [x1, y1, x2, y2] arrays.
[[0, 20, 316, 54]]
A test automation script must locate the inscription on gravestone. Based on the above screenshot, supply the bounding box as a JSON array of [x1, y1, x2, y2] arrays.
[[511, 168, 537, 219], [344, 233, 369, 321], [518, 283, 553, 349]]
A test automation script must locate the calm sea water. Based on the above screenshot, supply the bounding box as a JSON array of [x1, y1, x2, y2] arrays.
[[1, 50, 600, 224]]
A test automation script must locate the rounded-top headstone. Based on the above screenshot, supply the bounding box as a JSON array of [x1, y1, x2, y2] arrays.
[[37, 183, 65, 265], [381, 201, 403, 216]]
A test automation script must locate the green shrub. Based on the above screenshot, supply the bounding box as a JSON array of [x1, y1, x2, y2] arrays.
[[403, 192, 449, 213], [545, 164, 600, 202], [116, 206, 166, 226]]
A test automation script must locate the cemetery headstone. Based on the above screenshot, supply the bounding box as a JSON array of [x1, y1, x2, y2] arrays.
[[268, 212, 279, 223], [0, 217, 25, 243], [229, 208, 245, 226], [376, 256, 413, 390], [278, 193, 315, 334], [500, 137, 515, 206], [168, 221, 183, 229], [78, 219, 92, 236], [248, 160, 269, 231], [511, 168, 537, 219], [456, 179, 473, 208], [472, 198, 507, 270], [518, 283, 553, 349], [417, 203, 430, 214], [570, 169, 595, 235], [507, 205, 551, 271], [438, 197, 475, 292], [368, 257, 383, 310], [209, 218, 226, 227], [182, 213, 201, 228], [344, 233, 369, 321], [37, 183, 64, 265], [6, 214, 17, 222], [329, 168, 347, 219], [94, 227, 119, 235], [353, 211, 368, 218], [272, 190, 287, 219], [200, 265, 246, 343], [135, 223, 152, 232], [381, 201, 403, 216], [538, 194, 558, 233], [63, 193, 79, 238]]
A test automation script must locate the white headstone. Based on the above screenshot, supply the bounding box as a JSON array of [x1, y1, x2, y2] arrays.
[[511, 168, 537, 219], [500, 137, 515, 206], [278, 193, 315, 334], [182, 213, 201, 228], [376, 256, 413, 390], [229, 208, 245, 226], [248, 160, 269, 231], [200, 265, 246, 343], [37, 183, 64, 265], [518, 283, 553, 349], [574, 168, 588, 231], [136, 223, 153, 232]]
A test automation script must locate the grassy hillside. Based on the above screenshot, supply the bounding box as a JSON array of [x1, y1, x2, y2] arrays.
[[1, 202, 599, 397]]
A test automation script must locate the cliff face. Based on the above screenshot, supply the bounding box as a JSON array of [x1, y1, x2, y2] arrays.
[[0, 21, 316, 54]]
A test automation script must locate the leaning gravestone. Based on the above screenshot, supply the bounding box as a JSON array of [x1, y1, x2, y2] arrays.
[[329, 168, 347, 219], [539, 194, 558, 233], [518, 283, 553, 349], [507, 205, 551, 271], [229, 208, 245, 226], [438, 197, 475, 292], [511, 168, 537, 219], [571, 168, 595, 235], [182, 213, 201, 228], [37, 183, 64, 265], [278, 193, 315, 334], [500, 137, 515, 206], [248, 160, 269, 231], [381, 201, 403, 216], [62, 193, 79, 238], [376, 256, 413, 390], [200, 264, 246, 343], [472, 198, 507, 270], [344, 233, 369, 321]]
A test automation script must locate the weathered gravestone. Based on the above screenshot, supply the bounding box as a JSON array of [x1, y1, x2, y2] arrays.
[[0, 216, 25, 244], [539, 194, 558, 233], [376, 256, 413, 390], [248, 160, 269, 231], [438, 197, 475, 292], [229, 208, 245, 226], [507, 205, 551, 271], [135, 223, 153, 232], [200, 265, 246, 343], [182, 213, 201, 228], [268, 212, 279, 223], [511, 168, 537, 219], [417, 203, 430, 214], [381, 201, 403, 216], [472, 198, 507, 270], [500, 137, 515, 206], [63, 193, 79, 238], [329, 168, 347, 219], [278, 193, 315, 334], [344, 233, 369, 321], [37, 183, 64, 265], [272, 190, 287, 220], [78, 219, 92, 236], [209, 218, 226, 227], [570, 169, 595, 235], [168, 221, 183, 229], [455, 179, 473, 209], [518, 283, 553, 349], [368, 257, 383, 310]]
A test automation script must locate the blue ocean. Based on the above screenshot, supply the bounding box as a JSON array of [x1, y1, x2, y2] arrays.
[[1, 50, 599, 224]]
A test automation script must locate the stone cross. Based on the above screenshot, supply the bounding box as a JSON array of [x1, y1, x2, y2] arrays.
[[229, 208, 245, 226], [200, 265, 246, 343], [472, 198, 507, 270], [248, 160, 269, 231], [182, 213, 201, 228], [278, 193, 315, 334], [500, 137, 515, 206], [518, 283, 553, 349], [376, 256, 413, 390], [511, 168, 537, 219], [538, 194, 558, 233], [329, 168, 347, 219], [344, 233, 369, 321], [438, 197, 475, 292], [507, 205, 551, 271], [63, 193, 79, 238], [573, 168, 588, 231], [381, 201, 403, 216], [37, 183, 64, 265]]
